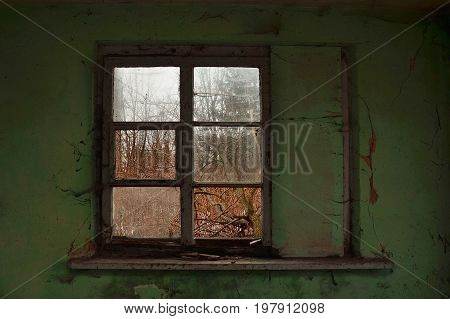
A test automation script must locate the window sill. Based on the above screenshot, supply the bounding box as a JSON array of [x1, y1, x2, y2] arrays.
[[68, 256, 393, 270]]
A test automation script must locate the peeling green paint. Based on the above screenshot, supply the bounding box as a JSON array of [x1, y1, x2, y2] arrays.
[[0, 3, 448, 298]]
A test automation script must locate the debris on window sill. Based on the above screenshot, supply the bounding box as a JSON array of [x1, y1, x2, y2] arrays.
[[68, 256, 393, 270]]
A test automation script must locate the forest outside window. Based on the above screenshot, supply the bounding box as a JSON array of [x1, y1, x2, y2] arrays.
[[98, 46, 271, 257]]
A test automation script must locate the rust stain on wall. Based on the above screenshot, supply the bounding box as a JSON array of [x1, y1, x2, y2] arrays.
[[359, 98, 379, 205], [360, 127, 376, 170], [368, 174, 379, 205]]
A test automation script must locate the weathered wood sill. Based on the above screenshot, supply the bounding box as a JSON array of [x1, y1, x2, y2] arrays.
[[68, 257, 393, 270]]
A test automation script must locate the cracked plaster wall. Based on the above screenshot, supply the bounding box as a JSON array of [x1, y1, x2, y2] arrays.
[[0, 3, 448, 298]]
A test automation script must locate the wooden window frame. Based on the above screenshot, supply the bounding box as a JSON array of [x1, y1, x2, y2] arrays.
[[95, 45, 272, 258]]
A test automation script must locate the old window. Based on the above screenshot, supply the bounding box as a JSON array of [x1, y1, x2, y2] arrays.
[[97, 46, 271, 257], [69, 45, 392, 270]]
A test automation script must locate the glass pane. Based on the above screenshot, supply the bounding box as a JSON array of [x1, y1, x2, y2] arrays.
[[194, 187, 262, 238], [194, 127, 261, 183], [113, 67, 180, 122], [193, 67, 260, 122], [112, 187, 181, 238], [115, 130, 176, 180]]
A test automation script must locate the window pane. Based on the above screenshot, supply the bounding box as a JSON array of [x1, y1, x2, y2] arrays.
[[193, 67, 260, 122], [113, 67, 180, 122], [115, 130, 176, 180], [194, 127, 261, 183], [194, 187, 262, 238], [112, 187, 180, 238]]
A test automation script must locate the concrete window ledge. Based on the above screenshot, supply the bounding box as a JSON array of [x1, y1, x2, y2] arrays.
[[68, 257, 393, 271]]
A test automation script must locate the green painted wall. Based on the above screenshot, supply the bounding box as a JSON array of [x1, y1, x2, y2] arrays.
[[0, 3, 448, 298]]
